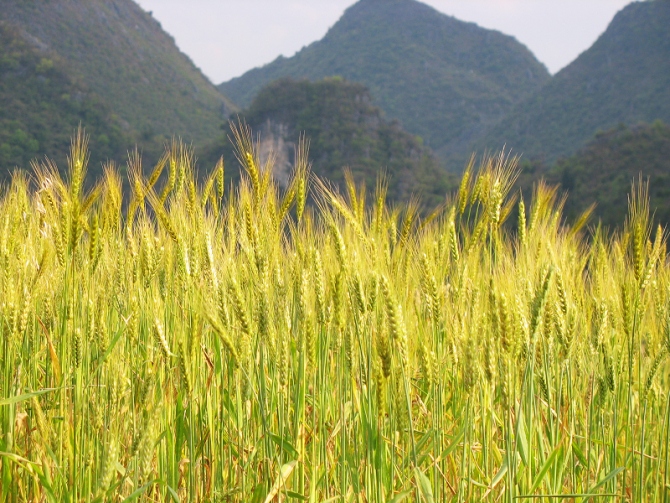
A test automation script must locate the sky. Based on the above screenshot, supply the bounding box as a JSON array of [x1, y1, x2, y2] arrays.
[[134, 0, 635, 84]]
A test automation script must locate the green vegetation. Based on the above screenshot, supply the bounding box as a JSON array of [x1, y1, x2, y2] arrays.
[[209, 78, 455, 208], [219, 0, 549, 168], [550, 121, 670, 227], [2, 130, 670, 501], [478, 0, 670, 164], [0, 22, 131, 177], [514, 121, 670, 228], [1, 0, 236, 148]]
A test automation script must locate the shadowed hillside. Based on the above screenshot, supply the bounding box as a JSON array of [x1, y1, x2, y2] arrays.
[[548, 121, 670, 227], [208, 78, 455, 208], [478, 0, 670, 164], [0, 22, 131, 176], [0, 0, 236, 149]]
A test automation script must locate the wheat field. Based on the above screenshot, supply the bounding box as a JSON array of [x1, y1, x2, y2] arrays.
[[1, 126, 669, 502]]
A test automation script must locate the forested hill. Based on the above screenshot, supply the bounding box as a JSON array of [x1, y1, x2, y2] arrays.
[[539, 121, 670, 228], [219, 0, 549, 170], [0, 22, 132, 176], [478, 0, 670, 164], [209, 78, 456, 208], [0, 0, 236, 149]]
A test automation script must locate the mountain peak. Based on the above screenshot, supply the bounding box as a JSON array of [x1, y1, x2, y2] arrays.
[[355, 0, 411, 5], [219, 0, 549, 169]]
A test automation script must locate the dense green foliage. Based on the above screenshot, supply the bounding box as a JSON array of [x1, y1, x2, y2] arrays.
[[219, 0, 549, 168], [478, 0, 670, 164], [0, 22, 133, 177], [540, 121, 670, 228], [209, 78, 455, 208], [0, 0, 235, 148], [2, 133, 670, 501]]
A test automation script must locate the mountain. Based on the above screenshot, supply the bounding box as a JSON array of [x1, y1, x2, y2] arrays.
[[218, 0, 549, 170], [0, 0, 236, 153], [208, 78, 456, 208], [542, 121, 670, 228], [0, 21, 132, 176], [478, 0, 670, 164]]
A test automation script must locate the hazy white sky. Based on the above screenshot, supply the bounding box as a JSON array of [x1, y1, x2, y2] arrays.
[[134, 0, 634, 84]]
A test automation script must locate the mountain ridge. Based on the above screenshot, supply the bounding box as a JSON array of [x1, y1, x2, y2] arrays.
[[0, 0, 236, 148], [476, 0, 670, 164], [0, 20, 133, 176], [219, 0, 549, 170]]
